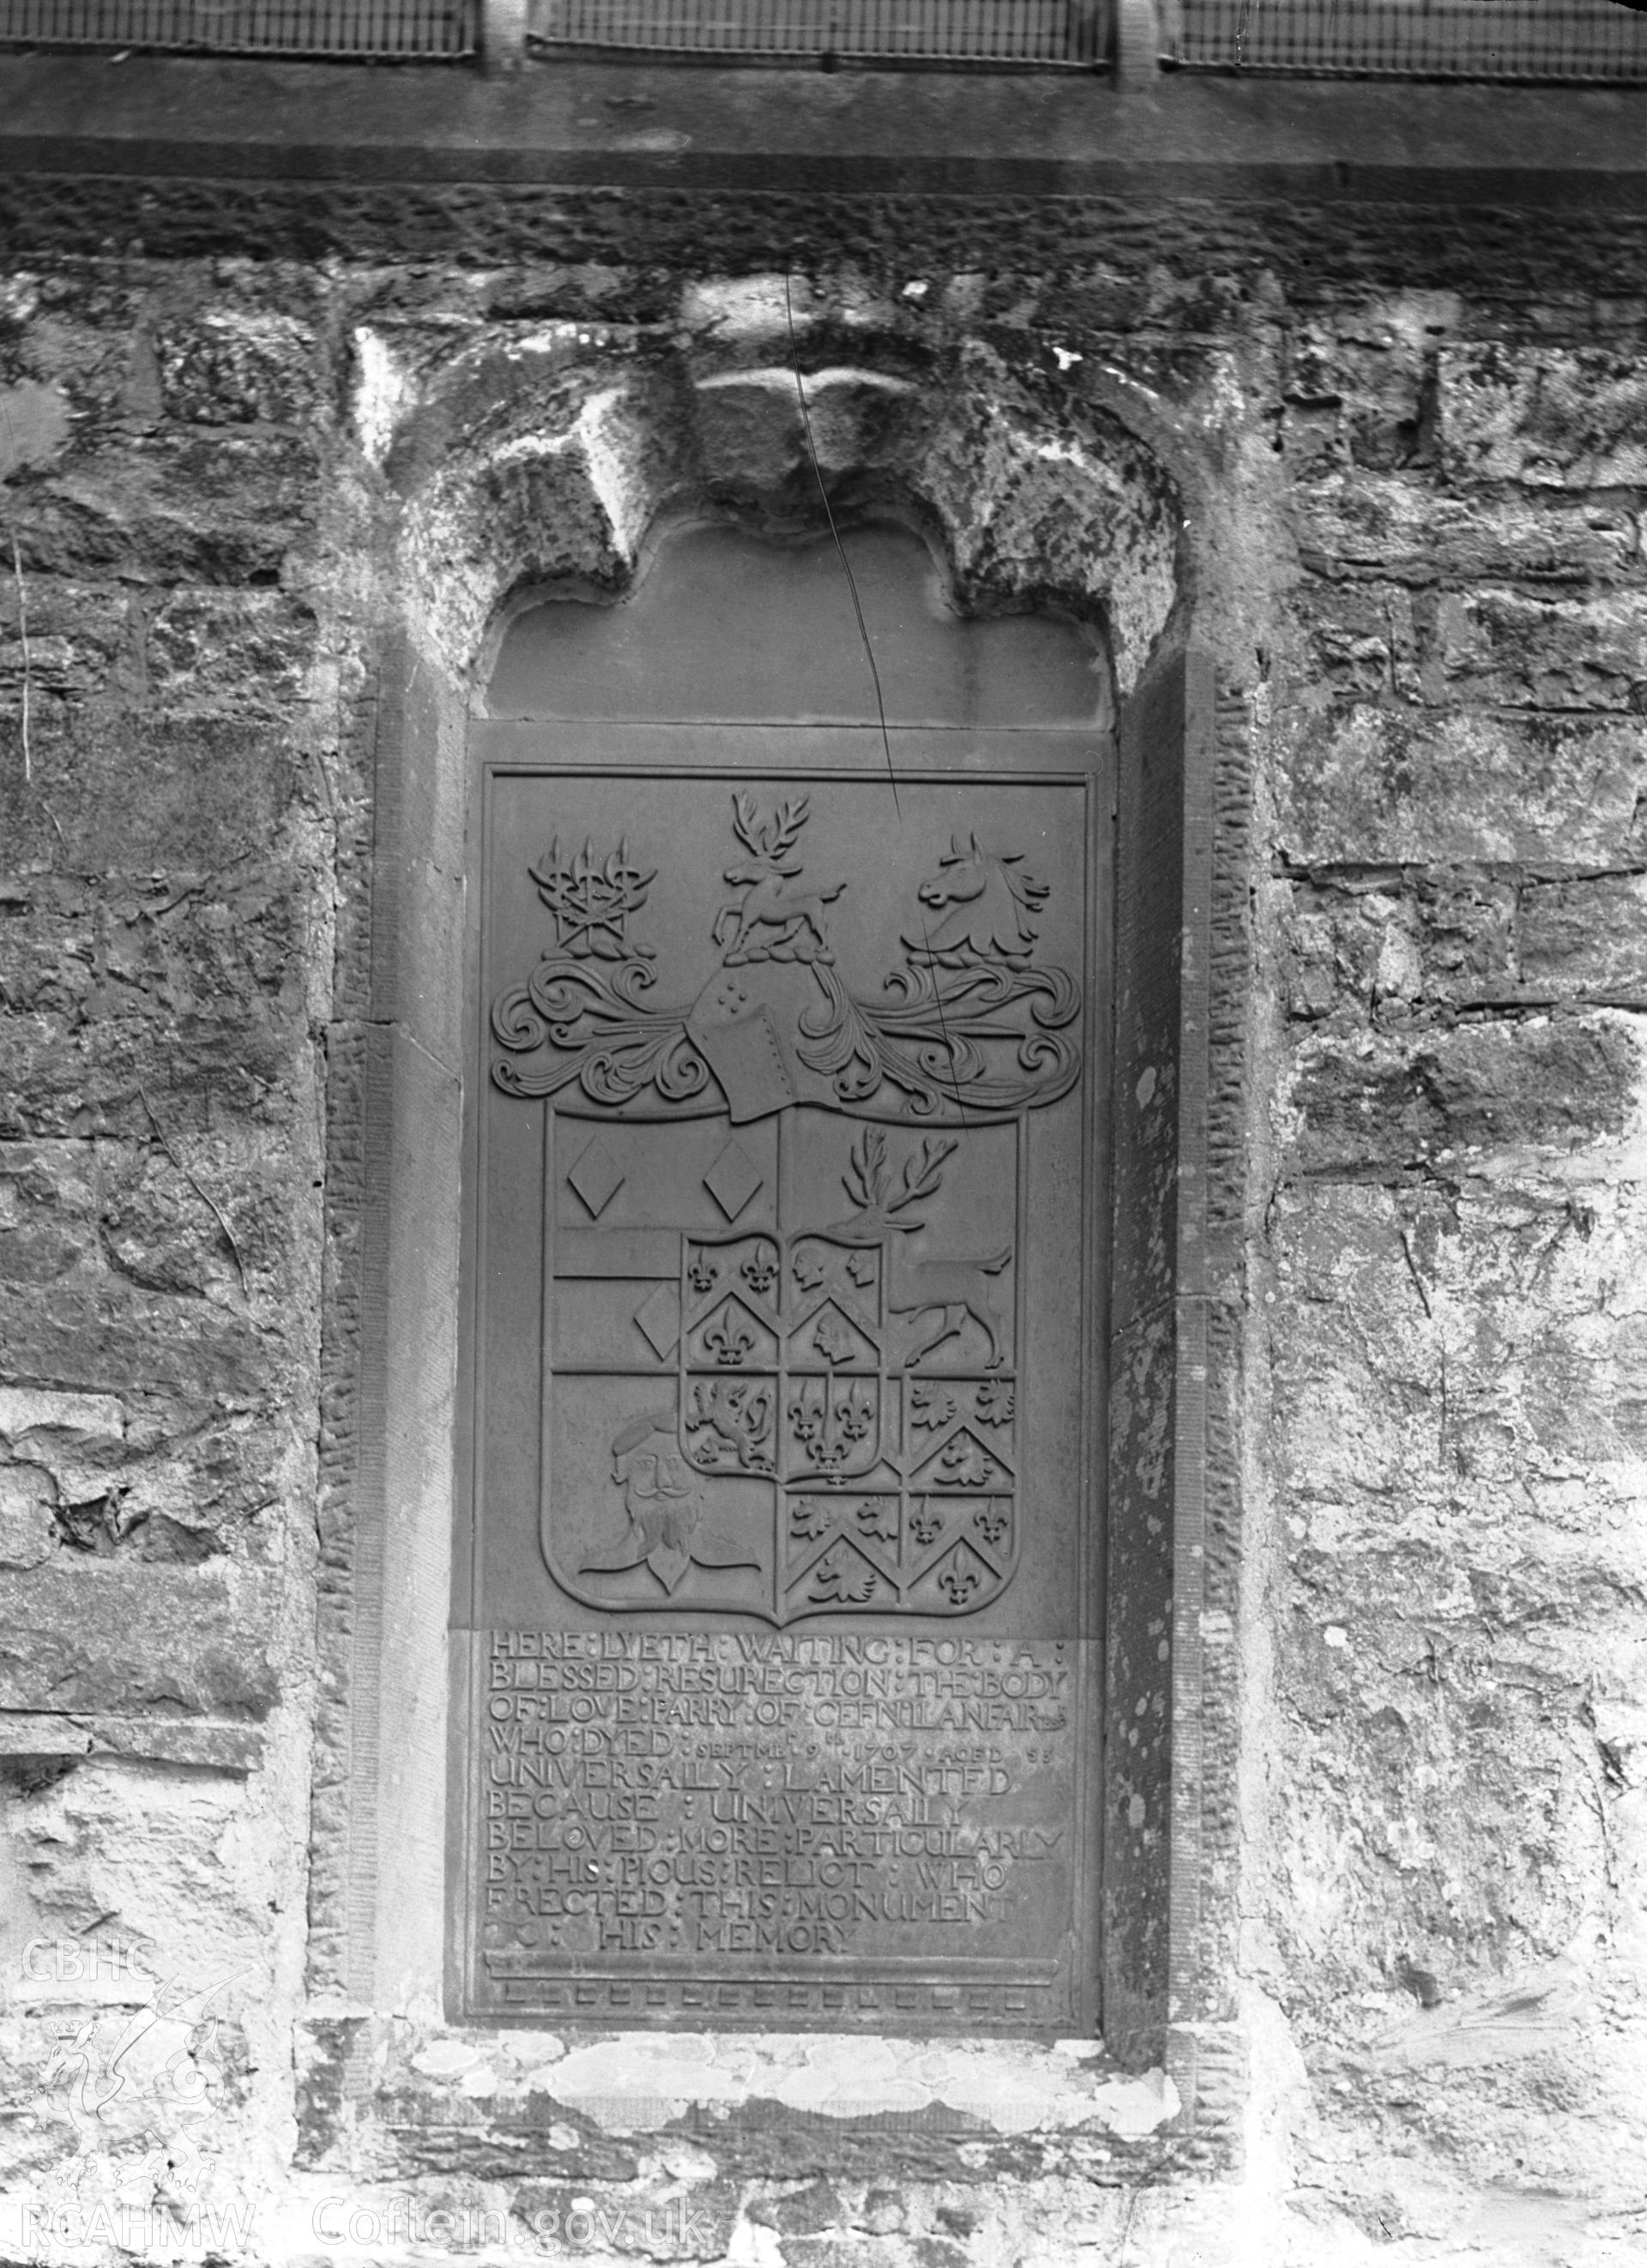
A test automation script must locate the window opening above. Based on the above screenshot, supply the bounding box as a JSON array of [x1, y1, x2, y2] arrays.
[[0, 0, 476, 56], [1164, 0, 1647, 83], [529, 0, 1110, 66]]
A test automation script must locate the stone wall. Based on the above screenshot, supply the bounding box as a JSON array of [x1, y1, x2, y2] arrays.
[[1, 197, 1644, 2266]]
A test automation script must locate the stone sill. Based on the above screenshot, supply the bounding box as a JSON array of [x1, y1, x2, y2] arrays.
[[2, 51, 1646, 204]]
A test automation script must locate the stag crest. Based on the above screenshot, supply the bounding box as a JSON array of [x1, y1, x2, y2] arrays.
[[728, 793, 811, 878], [828, 1127, 958, 1240], [713, 793, 846, 967]]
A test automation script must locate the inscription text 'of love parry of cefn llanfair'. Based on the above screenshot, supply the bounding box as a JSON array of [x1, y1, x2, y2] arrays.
[[460, 765, 1104, 2030]]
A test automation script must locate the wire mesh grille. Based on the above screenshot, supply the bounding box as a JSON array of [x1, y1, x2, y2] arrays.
[[1167, 0, 1647, 81], [530, 0, 1106, 63], [0, 0, 476, 51]]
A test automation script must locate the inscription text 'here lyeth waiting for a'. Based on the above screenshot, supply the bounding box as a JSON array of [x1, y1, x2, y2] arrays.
[[464, 765, 1102, 2029]]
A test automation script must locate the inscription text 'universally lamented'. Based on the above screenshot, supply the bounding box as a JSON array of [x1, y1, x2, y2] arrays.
[[461, 763, 1104, 2029]]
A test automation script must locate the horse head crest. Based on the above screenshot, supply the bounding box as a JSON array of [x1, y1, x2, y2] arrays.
[[907, 835, 1050, 968]]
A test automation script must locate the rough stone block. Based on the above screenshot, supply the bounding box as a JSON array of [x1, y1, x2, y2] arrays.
[[1300, 584, 1397, 700], [144, 587, 318, 714], [0, 710, 300, 872], [1291, 576, 1647, 715], [1394, 588, 1647, 711], [382, 2093, 639, 2182], [0, 1463, 57, 1569], [1278, 316, 1436, 475], [28, 427, 321, 585], [155, 308, 318, 427], [1411, 875, 1519, 1008], [0, 1008, 295, 1146], [0, 1561, 281, 1716], [1280, 704, 1647, 867], [98, 1139, 242, 1298], [0, 376, 72, 475], [910, 2237, 968, 2267], [1282, 877, 1521, 1023], [1439, 345, 1647, 488], [1273, 1173, 1647, 1493], [0, 1709, 263, 1767], [1054, 264, 1150, 334], [0, 1139, 100, 1284], [747, 2180, 844, 2235], [0, 1272, 274, 1400], [0, 573, 132, 706], [1289, 1016, 1638, 1171], [1294, 473, 1640, 588], [781, 2238, 916, 2268], [1519, 875, 1647, 998], [0, 1383, 124, 1452]]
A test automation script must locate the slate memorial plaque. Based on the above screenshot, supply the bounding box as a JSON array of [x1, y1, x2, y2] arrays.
[[455, 724, 1107, 2031]]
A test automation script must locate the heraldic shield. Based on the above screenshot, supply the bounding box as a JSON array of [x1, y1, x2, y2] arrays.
[[485, 775, 1090, 1628]]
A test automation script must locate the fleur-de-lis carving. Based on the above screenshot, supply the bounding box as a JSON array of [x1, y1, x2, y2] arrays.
[[974, 1503, 1009, 1549], [741, 1250, 778, 1298], [703, 1306, 757, 1367], [788, 1387, 824, 1451], [687, 1253, 719, 1295], [787, 1379, 875, 1480], [909, 1503, 944, 1547], [938, 1556, 982, 1607], [837, 1386, 873, 1444]]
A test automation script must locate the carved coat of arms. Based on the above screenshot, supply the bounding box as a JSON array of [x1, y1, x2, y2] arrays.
[[488, 783, 1084, 1626]]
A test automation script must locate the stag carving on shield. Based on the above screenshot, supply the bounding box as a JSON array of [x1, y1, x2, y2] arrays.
[[827, 1129, 1013, 1370]]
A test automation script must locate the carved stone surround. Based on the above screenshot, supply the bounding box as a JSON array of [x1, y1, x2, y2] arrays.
[[309, 293, 1246, 2156]]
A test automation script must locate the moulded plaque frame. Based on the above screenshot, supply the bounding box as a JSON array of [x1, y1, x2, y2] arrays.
[[308, 403, 1237, 2135], [452, 728, 1112, 2035]]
